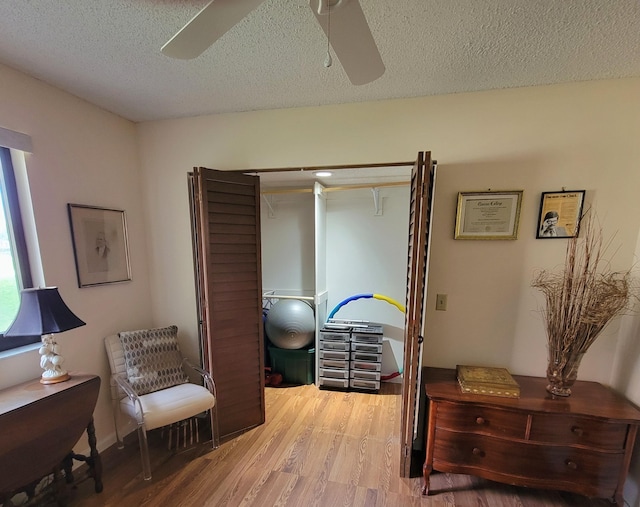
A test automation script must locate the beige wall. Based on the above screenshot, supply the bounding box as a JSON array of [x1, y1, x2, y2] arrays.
[[137, 79, 639, 499], [3, 59, 640, 495], [138, 77, 640, 388], [0, 63, 153, 453]]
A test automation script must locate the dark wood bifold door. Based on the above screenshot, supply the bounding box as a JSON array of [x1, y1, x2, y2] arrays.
[[400, 152, 434, 477], [190, 167, 265, 439]]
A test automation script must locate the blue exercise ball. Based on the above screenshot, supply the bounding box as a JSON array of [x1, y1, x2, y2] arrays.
[[265, 299, 315, 349]]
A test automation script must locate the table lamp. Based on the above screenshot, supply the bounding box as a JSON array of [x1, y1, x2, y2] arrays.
[[4, 287, 86, 384]]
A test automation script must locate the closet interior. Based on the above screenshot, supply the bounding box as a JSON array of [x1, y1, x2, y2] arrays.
[[259, 164, 414, 389]]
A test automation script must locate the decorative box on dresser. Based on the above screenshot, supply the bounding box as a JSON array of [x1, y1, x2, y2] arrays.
[[422, 367, 640, 506]]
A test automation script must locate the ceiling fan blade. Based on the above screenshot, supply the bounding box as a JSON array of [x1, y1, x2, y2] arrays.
[[162, 0, 267, 59], [310, 0, 385, 85]]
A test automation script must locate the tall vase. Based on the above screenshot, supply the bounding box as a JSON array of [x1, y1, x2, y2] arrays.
[[546, 351, 584, 397]]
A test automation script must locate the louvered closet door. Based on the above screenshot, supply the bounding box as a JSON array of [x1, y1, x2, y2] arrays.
[[400, 152, 434, 477], [191, 167, 265, 439]]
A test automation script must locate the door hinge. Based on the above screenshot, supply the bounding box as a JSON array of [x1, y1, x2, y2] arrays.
[[403, 445, 410, 457]]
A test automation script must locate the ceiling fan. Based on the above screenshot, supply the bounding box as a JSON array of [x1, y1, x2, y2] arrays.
[[161, 0, 385, 85]]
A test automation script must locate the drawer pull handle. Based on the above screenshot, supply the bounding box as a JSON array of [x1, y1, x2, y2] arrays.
[[472, 447, 484, 457], [475, 417, 486, 425], [571, 426, 584, 437], [565, 460, 578, 470]]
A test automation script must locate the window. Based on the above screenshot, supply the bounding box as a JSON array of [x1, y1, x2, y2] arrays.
[[0, 147, 35, 351]]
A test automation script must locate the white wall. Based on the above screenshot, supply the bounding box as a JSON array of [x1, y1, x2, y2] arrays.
[[325, 187, 409, 376], [0, 63, 153, 454], [261, 192, 315, 295], [260, 186, 409, 376], [615, 227, 640, 506]]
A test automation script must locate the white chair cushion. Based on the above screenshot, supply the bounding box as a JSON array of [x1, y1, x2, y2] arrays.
[[120, 382, 215, 431]]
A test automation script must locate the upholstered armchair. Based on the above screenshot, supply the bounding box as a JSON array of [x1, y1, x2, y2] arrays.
[[104, 325, 218, 480]]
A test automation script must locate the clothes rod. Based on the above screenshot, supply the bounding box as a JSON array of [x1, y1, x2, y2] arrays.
[[238, 161, 414, 174], [324, 181, 409, 192], [260, 180, 409, 195], [263, 293, 315, 301]]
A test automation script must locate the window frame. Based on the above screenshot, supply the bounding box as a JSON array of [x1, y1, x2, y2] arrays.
[[0, 146, 37, 351]]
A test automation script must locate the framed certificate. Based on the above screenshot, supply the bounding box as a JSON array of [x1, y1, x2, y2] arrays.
[[536, 190, 585, 239], [455, 191, 523, 240]]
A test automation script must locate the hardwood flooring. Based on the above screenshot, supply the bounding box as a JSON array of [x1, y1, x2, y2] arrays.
[[68, 383, 615, 506]]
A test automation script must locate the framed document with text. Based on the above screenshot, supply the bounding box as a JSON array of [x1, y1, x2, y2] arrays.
[[455, 191, 523, 240], [536, 190, 585, 239]]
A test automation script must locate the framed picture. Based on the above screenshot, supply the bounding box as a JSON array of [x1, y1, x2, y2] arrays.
[[68, 204, 132, 287], [455, 190, 523, 240], [536, 190, 585, 239]]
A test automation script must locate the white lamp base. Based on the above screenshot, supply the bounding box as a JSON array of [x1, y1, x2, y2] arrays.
[[41, 371, 70, 384], [39, 334, 70, 384]]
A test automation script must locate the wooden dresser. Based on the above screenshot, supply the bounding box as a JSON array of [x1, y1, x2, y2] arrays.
[[422, 367, 640, 505]]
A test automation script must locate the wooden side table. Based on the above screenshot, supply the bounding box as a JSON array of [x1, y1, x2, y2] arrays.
[[422, 367, 640, 506], [0, 373, 102, 501]]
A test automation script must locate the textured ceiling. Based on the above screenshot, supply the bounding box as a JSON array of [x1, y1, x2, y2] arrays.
[[0, 0, 639, 123]]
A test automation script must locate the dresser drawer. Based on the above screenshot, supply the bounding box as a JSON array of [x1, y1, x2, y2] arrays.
[[432, 427, 622, 498], [530, 413, 629, 450], [435, 401, 528, 439]]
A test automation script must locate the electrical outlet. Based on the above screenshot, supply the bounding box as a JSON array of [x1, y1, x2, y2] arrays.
[[436, 294, 448, 311]]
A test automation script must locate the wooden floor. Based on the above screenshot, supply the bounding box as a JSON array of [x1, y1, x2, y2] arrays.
[[68, 383, 615, 506]]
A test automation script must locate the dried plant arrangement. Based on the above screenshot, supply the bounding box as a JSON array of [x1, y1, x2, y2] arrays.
[[532, 211, 633, 396]]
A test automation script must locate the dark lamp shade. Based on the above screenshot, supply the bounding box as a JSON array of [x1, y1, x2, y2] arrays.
[[4, 287, 86, 337]]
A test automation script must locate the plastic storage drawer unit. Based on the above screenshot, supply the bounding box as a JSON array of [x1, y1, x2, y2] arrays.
[[319, 325, 352, 390], [350, 324, 383, 392]]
